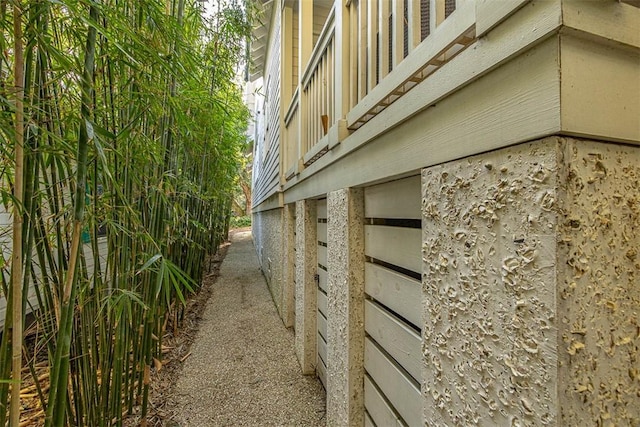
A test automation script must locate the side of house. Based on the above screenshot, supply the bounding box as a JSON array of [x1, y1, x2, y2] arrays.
[[250, 0, 640, 425]]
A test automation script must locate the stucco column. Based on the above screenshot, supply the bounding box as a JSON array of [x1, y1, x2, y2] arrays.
[[295, 199, 317, 374], [282, 203, 296, 328], [421, 137, 640, 425], [326, 188, 365, 427]]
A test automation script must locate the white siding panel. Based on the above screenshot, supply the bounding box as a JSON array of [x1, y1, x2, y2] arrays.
[[365, 300, 421, 382], [364, 375, 404, 427], [318, 244, 327, 267], [317, 310, 327, 340], [364, 175, 422, 219], [365, 262, 421, 327], [365, 338, 422, 427], [364, 225, 422, 273], [317, 288, 327, 316]]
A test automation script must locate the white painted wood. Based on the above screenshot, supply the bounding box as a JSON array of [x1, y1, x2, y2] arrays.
[[317, 331, 327, 365], [317, 352, 327, 388], [317, 310, 327, 340], [365, 225, 422, 273], [317, 244, 327, 267], [283, 3, 563, 204], [364, 375, 404, 427], [407, 0, 422, 51], [349, 1, 359, 109], [364, 175, 421, 219], [379, 0, 390, 80], [318, 267, 328, 292], [346, 0, 475, 127], [317, 288, 328, 317], [365, 262, 421, 328], [561, 33, 640, 143], [476, 0, 529, 37], [302, 6, 335, 89], [562, 0, 640, 49], [365, 299, 421, 381], [364, 410, 376, 427], [392, 0, 404, 69], [358, 0, 369, 100], [367, 0, 378, 92], [303, 135, 329, 165], [317, 198, 327, 219], [365, 338, 421, 427], [317, 222, 327, 242]]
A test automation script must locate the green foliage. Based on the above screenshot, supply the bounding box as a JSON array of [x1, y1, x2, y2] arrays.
[[230, 215, 252, 228], [0, 0, 255, 424]]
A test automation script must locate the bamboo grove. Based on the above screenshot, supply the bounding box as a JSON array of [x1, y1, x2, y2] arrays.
[[0, 0, 253, 424]]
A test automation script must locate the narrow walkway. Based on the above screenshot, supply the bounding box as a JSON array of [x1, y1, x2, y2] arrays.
[[173, 230, 326, 426]]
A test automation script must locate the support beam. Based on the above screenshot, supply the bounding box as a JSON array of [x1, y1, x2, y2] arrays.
[[326, 188, 365, 426]]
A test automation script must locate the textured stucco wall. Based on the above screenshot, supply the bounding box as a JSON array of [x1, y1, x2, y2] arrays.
[[326, 188, 365, 427], [556, 139, 640, 425], [421, 137, 639, 426], [295, 199, 317, 374], [252, 208, 284, 317]]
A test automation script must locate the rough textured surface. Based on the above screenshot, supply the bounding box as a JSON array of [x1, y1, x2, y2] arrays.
[[173, 230, 326, 426], [557, 139, 640, 425], [295, 199, 318, 374], [422, 137, 559, 426], [253, 209, 284, 317], [282, 204, 297, 328], [326, 188, 365, 427], [422, 136, 640, 426]]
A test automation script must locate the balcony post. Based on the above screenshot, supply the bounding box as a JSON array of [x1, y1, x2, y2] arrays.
[[334, 0, 351, 120], [297, 0, 313, 168]]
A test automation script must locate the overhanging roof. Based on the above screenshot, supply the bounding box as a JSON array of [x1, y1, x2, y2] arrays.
[[249, 0, 275, 82]]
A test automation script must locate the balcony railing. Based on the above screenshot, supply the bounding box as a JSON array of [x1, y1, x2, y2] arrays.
[[286, 0, 479, 179]]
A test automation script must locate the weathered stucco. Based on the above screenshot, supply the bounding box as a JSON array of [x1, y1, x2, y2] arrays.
[[252, 208, 284, 317], [282, 203, 296, 328], [421, 136, 640, 426], [556, 139, 640, 425], [295, 199, 317, 374], [326, 188, 365, 427]]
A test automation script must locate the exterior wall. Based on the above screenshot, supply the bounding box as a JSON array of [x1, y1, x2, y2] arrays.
[[252, 208, 285, 317], [421, 136, 639, 426]]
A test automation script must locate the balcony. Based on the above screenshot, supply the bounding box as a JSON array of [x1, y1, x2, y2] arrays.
[[282, 0, 505, 181]]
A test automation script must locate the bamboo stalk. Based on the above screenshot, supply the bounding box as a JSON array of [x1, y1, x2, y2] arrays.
[[10, 1, 25, 426]]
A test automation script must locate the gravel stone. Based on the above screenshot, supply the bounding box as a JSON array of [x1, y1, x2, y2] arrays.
[[172, 230, 326, 426]]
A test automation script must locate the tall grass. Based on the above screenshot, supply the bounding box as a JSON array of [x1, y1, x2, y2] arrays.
[[0, 0, 253, 424]]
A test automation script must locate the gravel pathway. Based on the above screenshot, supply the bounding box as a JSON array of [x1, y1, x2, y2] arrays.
[[172, 230, 326, 426]]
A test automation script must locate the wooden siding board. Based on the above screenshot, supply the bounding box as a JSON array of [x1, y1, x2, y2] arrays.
[[364, 375, 404, 427], [364, 225, 422, 273], [317, 288, 328, 317], [364, 175, 421, 219], [365, 299, 421, 382], [365, 262, 421, 328], [317, 310, 327, 340], [365, 338, 421, 427]]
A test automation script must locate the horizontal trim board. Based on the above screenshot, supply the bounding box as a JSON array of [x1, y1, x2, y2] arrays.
[[317, 288, 327, 317], [283, 3, 562, 204], [317, 331, 327, 366], [318, 268, 327, 293], [365, 299, 422, 382], [364, 374, 404, 427], [365, 225, 422, 274], [365, 262, 422, 329], [317, 354, 327, 388], [364, 175, 422, 219], [318, 245, 327, 268], [365, 338, 421, 427], [317, 310, 327, 340]]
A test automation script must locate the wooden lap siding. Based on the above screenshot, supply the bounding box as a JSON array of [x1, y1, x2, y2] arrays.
[[363, 175, 422, 427], [316, 198, 328, 389]]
